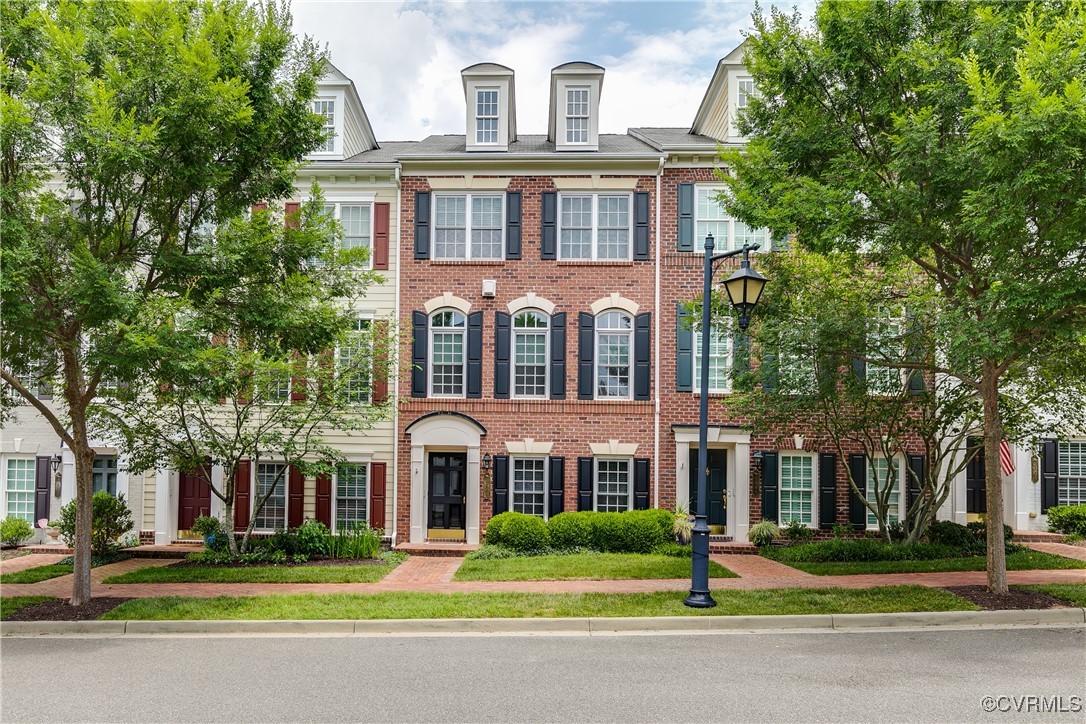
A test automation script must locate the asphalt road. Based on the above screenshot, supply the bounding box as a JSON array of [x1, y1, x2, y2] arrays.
[[2, 626, 1084, 723]]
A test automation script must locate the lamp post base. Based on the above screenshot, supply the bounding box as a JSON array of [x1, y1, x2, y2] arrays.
[[683, 590, 717, 608]]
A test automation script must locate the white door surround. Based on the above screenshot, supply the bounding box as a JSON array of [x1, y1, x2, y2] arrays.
[[405, 412, 487, 544], [672, 425, 751, 541]]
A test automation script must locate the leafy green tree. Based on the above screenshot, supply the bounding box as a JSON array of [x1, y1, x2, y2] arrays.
[[1, 0, 329, 604], [721, 0, 1086, 592]]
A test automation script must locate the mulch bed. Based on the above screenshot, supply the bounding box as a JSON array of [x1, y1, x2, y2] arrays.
[[5, 597, 129, 621], [944, 585, 1072, 611], [168, 556, 385, 569]]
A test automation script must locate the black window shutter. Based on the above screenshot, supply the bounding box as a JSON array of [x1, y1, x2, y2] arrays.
[[676, 303, 693, 392], [550, 312, 567, 399], [34, 456, 51, 523], [818, 452, 837, 529], [505, 191, 522, 259], [467, 311, 483, 398], [906, 310, 925, 395], [634, 312, 651, 400], [411, 311, 428, 397], [577, 312, 594, 400], [633, 191, 650, 260], [848, 454, 868, 530], [816, 354, 838, 396], [414, 191, 431, 260], [761, 451, 779, 523], [761, 349, 779, 393], [541, 191, 557, 260], [733, 331, 751, 386], [677, 183, 694, 252], [633, 458, 651, 510], [1041, 438, 1058, 512], [907, 454, 925, 512], [493, 455, 509, 515], [577, 457, 594, 511], [494, 311, 511, 399], [548, 456, 565, 516]]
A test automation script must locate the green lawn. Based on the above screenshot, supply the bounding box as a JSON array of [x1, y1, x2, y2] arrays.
[[0, 596, 54, 619], [0, 565, 74, 584], [770, 551, 1086, 576], [453, 553, 735, 582], [1017, 583, 1086, 606], [103, 560, 401, 584], [101, 585, 975, 620]]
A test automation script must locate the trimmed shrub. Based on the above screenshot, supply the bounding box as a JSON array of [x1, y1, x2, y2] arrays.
[[926, 520, 978, 552], [485, 511, 519, 547], [0, 517, 34, 548], [464, 544, 520, 561], [1046, 504, 1086, 537], [782, 519, 814, 545], [292, 520, 331, 558], [628, 508, 677, 546], [57, 491, 135, 555], [499, 513, 550, 552], [652, 542, 693, 558], [588, 511, 669, 553], [966, 521, 1014, 548], [766, 539, 966, 563], [548, 512, 593, 549], [748, 520, 779, 547]]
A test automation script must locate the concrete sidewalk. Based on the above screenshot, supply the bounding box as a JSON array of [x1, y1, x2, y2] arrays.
[[2, 552, 1083, 600]]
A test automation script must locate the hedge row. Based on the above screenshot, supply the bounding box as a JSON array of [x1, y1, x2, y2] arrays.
[[485, 510, 675, 554]]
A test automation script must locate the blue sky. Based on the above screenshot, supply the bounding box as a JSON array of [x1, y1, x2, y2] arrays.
[[291, 1, 813, 140]]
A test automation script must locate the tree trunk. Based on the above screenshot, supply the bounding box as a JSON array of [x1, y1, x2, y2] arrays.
[[221, 497, 239, 557], [981, 361, 1008, 594], [68, 435, 95, 606]]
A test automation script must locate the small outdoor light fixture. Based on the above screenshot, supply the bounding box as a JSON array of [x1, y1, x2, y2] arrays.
[[50, 454, 63, 475], [482, 453, 493, 471], [722, 247, 768, 332]]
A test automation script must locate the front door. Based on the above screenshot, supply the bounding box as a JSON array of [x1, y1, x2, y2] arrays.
[[178, 466, 212, 532], [428, 452, 466, 537], [966, 439, 986, 516], [689, 448, 727, 531]]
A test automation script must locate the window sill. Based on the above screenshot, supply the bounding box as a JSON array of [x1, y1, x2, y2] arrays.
[[556, 260, 637, 266], [428, 260, 507, 266]]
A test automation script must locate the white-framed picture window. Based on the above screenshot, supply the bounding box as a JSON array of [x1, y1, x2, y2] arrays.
[[335, 463, 368, 530], [430, 310, 466, 398], [694, 185, 770, 252], [595, 310, 632, 400], [92, 455, 118, 496], [513, 311, 548, 398], [565, 87, 589, 144], [867, 306, 906, 395], [693, 323, 732, 394], [559, 193, 631, 260], [253, 462, 287, 531], [4, 458, 35, 523], [476, 88, 499, 145], [512, 457, 547, 518], [779, 454, 815, 526], [867, 457, 902, 528], [595, 458, 632, 512], [323, 202, 373, 267], [313, 99, 336, 152], [433, 193, 504, 260], [1058, 440, 1086, 506], [338, 317, 372, 403]]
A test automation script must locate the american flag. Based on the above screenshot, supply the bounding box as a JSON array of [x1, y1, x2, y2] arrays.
[[999, 439, 1015, 476]]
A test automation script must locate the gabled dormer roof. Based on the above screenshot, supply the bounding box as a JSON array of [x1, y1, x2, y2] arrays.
[[548, 61, 605, 151], [690, 41, 747, 143], [462, 62, 517, 151], [314, 60, 379, 158]]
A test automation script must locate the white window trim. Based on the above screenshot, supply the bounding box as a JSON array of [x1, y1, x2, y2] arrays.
[[866, 455, 906, 530], [692, 325, 733, 395], [1057, 439, 1086, 506], [325, 201, 375, 270], [252, 461, 289, 533], [336, 315, 374, 405], [311, 95, 342, 157], [332, 460, 371, 533], [91, 454, 119, 497], [431, 192, 506, 261], [778, 452, 818, 529], [428, 309, 467, 399], [510, 456, 549, 520], [3, 456, 37, 524], [594, 310, 634, 401], [475, 87, 500, 146], [512, 310, 550, 400], [693, 184, 771, 254], [867, 306, 907, 396], [564, 86, 590, 145], [594, 456, 634, 512], [557, 192, 633, 261]]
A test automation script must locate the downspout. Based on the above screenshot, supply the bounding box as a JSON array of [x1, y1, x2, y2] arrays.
[[653, 154, 664, 509], [391, 164, 402, 546]]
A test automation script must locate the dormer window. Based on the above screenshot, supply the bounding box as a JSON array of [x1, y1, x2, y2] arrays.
[[314, 99, 336, 152], [476, 89, 499, 144], [734, 78, 755, 137], [566, 88, 589, 144]]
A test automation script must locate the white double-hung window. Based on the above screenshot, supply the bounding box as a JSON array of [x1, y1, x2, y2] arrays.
[[430, 310, 466, 397], [693, 322, 732, 394], [694, 185, 769, 252], [867, 457, 903, 528], [512, 458, 547, 518], [1058, 441, 1086, 506], [4, 459, 35, 523], [779, 454, 814, 526], [566, 88, 590, 144], [433, 194, 503, 260], [513, 311, 548, 398], [559, 194, 630, 260], [596, 311, 632, 400], [324, 202, 373, 267], [595, 458, 632, 512], [313, 99, 336, 152], [254, 462, 287, 530], [476, 89, 499, 145], [867, 306, 906, 395], [338, 318, 372, 403], [336, 463, 368, 530]]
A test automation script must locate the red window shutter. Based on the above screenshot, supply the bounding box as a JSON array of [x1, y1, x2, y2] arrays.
[[372, 320, 389, 404], [251, 202, 267, 213], [284, 202, 300, 230], [315, 473, 332, 527], [317, 349, 334, 401], [212, 334, 228, 404], [290, 352, 307, 402], [288, 465, 305, 528], [234, 460, 252, 531], [373, 202, 390, 270], [369, 461, 387, 529]]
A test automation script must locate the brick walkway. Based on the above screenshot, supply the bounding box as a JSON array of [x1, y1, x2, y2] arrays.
[[2, 551, 1083, 600], [1025, 541, 1086, 562], [0, 553, 69, 575]]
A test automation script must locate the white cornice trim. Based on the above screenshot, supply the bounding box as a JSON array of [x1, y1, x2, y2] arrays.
[[505, 438, 554, 455], [424, 293, 472, 315], [589, 440, 639, 456], [507, 293, 556, 315], [552, 176, 638, 191], [590, 293, 639, 316], [428, 176, 512, 191]]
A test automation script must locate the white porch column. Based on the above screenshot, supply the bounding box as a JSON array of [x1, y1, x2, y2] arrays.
[[466, 446, 481, 544], [734, 441, 751, 542], [154, 468, 172, 545], [409, 443, 425, 543]]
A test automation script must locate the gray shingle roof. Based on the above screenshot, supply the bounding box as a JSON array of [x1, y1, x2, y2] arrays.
[[343, 141, 420, 163], [628, 127, 720, 150], [397, 133, 660, 157]]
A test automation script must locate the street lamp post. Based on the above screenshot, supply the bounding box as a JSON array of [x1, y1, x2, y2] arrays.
[[684, 233, 767, 608]]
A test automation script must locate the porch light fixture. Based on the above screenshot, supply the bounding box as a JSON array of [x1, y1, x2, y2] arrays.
[[686, 233, 769, 609], [482, 453, 493, 471], [50, 454, 62, 475]]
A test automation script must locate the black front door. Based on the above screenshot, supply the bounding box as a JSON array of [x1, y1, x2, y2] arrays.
[[966, 439, 986, 514], [428, 453, 466, 530], [689, 448, 727, 528]]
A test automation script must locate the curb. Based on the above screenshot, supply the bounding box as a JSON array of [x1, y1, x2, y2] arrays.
[[3, 608, 1084, 637]]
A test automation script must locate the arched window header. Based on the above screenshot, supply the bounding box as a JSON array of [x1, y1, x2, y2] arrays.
[[423, 292, 471, 315], [589, 293, 639, 316]]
